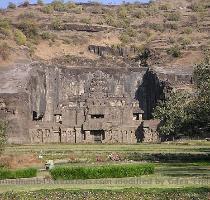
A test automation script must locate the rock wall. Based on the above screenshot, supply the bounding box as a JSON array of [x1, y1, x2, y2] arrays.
[[0, 60, 193, 144]]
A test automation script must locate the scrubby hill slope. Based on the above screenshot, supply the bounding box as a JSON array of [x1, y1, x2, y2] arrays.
[[0, 0, 209, 69]]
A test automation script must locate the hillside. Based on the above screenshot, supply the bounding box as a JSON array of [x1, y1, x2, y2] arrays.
[[0, 0, 209, 70]]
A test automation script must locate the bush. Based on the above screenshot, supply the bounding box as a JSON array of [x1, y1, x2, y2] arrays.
[[120, 33, 131, 44], [18, 12, 35, 20], [22, 0, 30, 7], [159, 3, 171, 10], [0, 168, 13, 179], [51, 0, 67, 12], [0, 19, 11, 31], [178, 36, 192, 46], [41, 5, 54, 14], [40, 32, 57, 41], [0, 42, 10, 60], [118, 6, 128, 18], [149, 23, 165, 32], [164, 22, 178, 30], [0, 121, 6, 154], [7, 2, 16, 9], [14, 29, 27, 45], [104, 14, 118, 27], [37, 0, 44, 5], [125, 27, 137, 37], [0, 19, 12, 38], [50, 164, 154, 180], [0, 167, 37, 180], [190, 2, 205, 12], [80, 18, 91, 24], [18, 19, 39, 38], [133, 8, 147, 19], [166, 12, 181, 21], [167, 45, 181, 57], [15, 168, 37, 178], [182, 27, 193, 34], [51, 18, 63, 30]]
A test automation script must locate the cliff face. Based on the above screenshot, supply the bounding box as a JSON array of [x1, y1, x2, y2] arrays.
[[0, 59, 193, 144]]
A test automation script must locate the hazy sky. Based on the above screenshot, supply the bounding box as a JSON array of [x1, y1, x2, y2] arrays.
[[0, 0, 149, 8]]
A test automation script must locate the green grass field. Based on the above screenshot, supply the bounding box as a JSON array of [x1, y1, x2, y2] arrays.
[[0, 141, 210, 199]]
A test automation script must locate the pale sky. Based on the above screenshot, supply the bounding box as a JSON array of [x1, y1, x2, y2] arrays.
[[0, 0, 150, 8]]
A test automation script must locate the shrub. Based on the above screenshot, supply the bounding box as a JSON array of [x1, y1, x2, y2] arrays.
[[51, 0, 67, 12], [133, 8, 147, 19], [125, 27, 137, 37], [18, 19, 39, 38], [41, 5, 54, 14], [22, 0, 30, 7], [37, 0, 44, 5], [164, 22, 178, 30], [0, 121, 6, 154], [0, 19, 11, 30], [18, 12, 35, 20], [178, 36, 192, 46], [167, 45, 181, 57], [190, 2, 205, 12], [66, 2, 77, 9], [50, 164, 154, 180], [159, 3, 171, 10], [104, 14, 118, 27], [182, 27, 193, 34], [51, 18, 63, 30], [149, 23, 165, 32], [0, 167, 37, 180], [7, 2, 16, 9], [0, 168, 13, 179], [72, 6, 83, 14], [0, 42, 10, 60], [0, 19, 12, 38], [118, 6, 128, 18], [40, 32, 57, 41], [146, 3, 159, 16], [14, 29, 27, 45], [120, 33, 131, 44], [15, 168, 37, 178], [166, 12, 181, 21], [80, 18, 91, 24]]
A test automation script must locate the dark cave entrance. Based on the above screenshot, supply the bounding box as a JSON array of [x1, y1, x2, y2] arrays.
[[90, 130, 105, 143]]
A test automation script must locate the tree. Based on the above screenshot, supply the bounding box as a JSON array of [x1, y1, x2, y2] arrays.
[[37, 0, 44, 5], [153, 91, 191, 139], [0, 121, 6, 154], [191, 57, 210, 133], [7, 2, 16, 9], [154, 57, 210, 140]]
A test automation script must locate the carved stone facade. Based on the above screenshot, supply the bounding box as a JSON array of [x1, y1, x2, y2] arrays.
[[29, 69, 144, 144], [0, 62, 192, 144]]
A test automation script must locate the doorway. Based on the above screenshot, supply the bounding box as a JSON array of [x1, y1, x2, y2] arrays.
[[90, 130, 105, 143]]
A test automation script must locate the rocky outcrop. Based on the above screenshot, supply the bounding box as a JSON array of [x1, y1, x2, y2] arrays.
[[88, 45, 137, 57]]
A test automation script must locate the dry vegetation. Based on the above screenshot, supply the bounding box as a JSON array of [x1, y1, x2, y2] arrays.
[[0, 0, 209, 67]]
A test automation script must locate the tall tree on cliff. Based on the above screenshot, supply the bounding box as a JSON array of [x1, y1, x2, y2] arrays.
[[0, 121, 6, 154]]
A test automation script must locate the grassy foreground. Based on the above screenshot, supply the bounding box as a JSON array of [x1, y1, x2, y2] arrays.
[[0, 187, 209, 200]]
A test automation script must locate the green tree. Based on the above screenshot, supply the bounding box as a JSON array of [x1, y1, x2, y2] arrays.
[[37, 0, 44, 5], [191, 58, 210, 133], [7, 2, 16, 9], [154, 57, 210, 139], [153, 91, 191, 139], [0, 121, 7, 154]]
